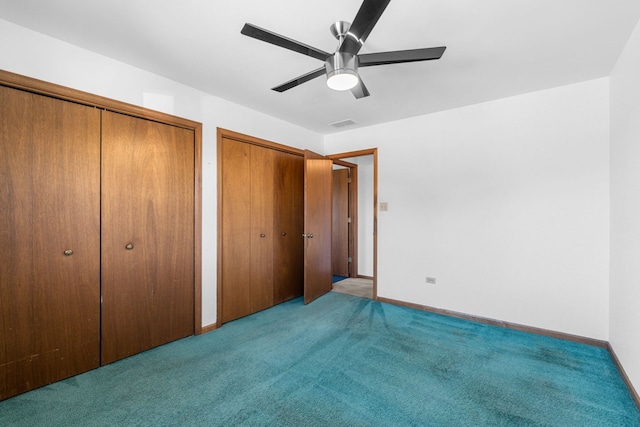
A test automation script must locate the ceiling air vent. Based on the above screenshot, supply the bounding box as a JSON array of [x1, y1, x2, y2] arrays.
[[329, 119, 357, 128]]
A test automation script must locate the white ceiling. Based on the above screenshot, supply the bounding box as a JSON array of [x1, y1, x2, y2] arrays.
[[1, 0, 639, 134]]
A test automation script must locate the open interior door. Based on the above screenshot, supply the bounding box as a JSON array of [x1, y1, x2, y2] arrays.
[[303, 150, 333, 304]]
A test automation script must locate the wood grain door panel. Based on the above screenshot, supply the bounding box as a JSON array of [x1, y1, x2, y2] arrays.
[[332, 168, 350, 277], [220, 137, 253, 323], [101, 111, 194, 364], [273, 151, 304, 304], [303, 150, 333, 304], [250, 145, 274, 312], [220, 135, 306, 322], [0, 86, 101, 399]]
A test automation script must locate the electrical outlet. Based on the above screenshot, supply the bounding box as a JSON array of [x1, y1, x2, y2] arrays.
[[379, 202, 388, 211], [425, 277, 436, 284]]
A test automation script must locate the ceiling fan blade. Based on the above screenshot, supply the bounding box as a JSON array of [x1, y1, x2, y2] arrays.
[[359, 46, 447, 67], [271, 67, 327, 92], [339, 0, 391, 55], [351, 77, 370, 99], [242, 23, 330, 61]]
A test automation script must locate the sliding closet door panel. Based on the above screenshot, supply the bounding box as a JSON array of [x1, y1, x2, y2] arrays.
[[0, 86, 101, 400], [273, 151, 304, 304], [220, 137, 252, 323], [250, 145, 275, 312], [101, 111, 194, 364]]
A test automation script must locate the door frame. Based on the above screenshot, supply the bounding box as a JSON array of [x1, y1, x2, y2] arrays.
[[327, 149, 378, 299], [0, 69, 204, 335]]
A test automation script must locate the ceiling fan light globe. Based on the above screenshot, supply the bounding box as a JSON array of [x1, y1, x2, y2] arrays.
[[327, 70, 359, 91]]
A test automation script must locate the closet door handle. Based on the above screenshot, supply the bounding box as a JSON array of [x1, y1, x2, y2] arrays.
[[302, 234, 314, 239], [64, 249, 74, 256], [260, 233, 266, 238], [125, 243, 134, 250], [281, 232, 287, 236]]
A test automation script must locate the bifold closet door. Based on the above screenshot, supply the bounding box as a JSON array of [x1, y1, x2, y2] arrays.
[[101, 111, 195, 365], [220, 137, 252, 323], [220, 137, 275, 322], [0, 86, 101, 400], [273, 150, 304, 304], [250, 144, 275, 313]]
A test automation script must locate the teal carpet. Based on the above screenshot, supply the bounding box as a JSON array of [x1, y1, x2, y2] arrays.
[[1, 292, 639, 426]]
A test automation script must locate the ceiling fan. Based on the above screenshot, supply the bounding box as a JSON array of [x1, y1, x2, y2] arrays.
[[241, 0, 446, 99]]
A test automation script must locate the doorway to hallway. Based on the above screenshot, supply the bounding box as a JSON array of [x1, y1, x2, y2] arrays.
[[328, 149, 378, 299]]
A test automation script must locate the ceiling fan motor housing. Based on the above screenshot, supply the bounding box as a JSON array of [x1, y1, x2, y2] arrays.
[[326, 52, 359, 90]]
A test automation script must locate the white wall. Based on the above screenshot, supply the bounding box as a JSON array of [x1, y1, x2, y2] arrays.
[[325, 78, 611, 340], [610, 17, 640, 394], [0, 19, 324, 327]]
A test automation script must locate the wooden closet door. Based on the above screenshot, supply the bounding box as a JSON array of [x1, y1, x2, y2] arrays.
[[273, 151, 304, 304], [220, 137, 252, 323], [101, 111, 194, 364], [250, 145, 275, 312], [220, 140, 274, 320], [0, 86, 101, 400]]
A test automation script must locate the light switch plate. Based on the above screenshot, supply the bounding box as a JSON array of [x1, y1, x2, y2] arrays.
[[380, 202, 388, 211]]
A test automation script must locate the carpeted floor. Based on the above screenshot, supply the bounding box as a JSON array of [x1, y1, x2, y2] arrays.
[[1, 292, 639, 426], [332, 275, 348, 283], [332, 278, 373, 299]]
